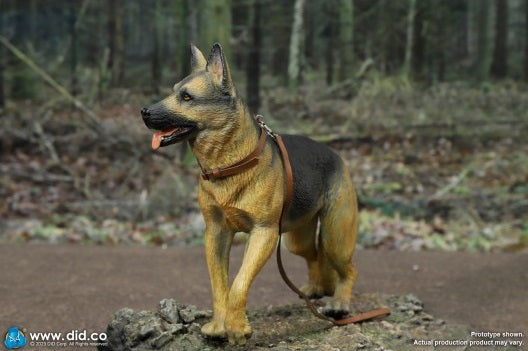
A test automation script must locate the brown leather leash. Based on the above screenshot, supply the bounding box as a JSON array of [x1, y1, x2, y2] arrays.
[[200, 115, 391, 326]]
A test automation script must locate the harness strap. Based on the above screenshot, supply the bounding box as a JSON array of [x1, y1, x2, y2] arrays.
[[272, 130, 391, 326], [275, 134, 293, 226]]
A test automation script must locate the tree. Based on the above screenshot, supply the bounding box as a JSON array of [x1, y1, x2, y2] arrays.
[[69, 1, 79, 96], [411, 0, 426, 80], [108, 0, 125, 86], [28, 0, 37, 50], [0, 1, 5, 108], [491, 0, 508, 78], [323, 0, 338, 85], [431, 0, 447, 82], [231, 0, 248, 70], [246, 0, 262, 113], [199, 0, 231, 61], [525, 0, 528, 80], [151, 0, 163, 94], [338, 0, 354, 80], [403, 0, 416, 76], [186, 0, 198, 45], [270, 1, 292, 80], [288, 0, 306, 90], [473, 0, 492, 81], [177, 0, 188, 79], [10, 0, 37, 100], [303, 1, 316, 70]]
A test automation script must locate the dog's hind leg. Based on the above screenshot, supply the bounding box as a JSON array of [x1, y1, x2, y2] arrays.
[[282, 216, 332, 299], [318, 172, 358, 318]]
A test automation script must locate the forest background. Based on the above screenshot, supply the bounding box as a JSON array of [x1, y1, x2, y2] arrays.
[[0, 0, 527, 253]]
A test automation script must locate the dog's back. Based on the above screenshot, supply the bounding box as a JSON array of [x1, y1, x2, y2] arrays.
[[280, 134, 346, 222]]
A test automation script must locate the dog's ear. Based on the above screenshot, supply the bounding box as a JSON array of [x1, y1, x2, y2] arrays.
[[206, 43, 235, 95], [190, 43, 207, 72]]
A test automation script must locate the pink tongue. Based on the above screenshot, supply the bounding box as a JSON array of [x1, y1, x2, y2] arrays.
[[151, 128, 178, 150]]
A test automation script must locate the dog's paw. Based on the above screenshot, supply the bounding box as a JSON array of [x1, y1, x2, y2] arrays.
[[322, 300, 350, 319], [201, 320, 227, 339], [299, 283, 324, 299], [225, 316, 252, 345]]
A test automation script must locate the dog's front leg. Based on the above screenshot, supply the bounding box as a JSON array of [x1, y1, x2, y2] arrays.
[[201, 221, 233, 338], [225, 225, 278, 345]]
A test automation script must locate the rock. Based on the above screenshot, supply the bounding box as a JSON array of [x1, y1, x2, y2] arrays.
[[166, 323, 185, 335], [394, 294, 424, 315], [102, 300, 210, 351], [150, 331, 172, 349], [187, 322, 202, 334], [158, 299, 182, 324], [102, 294, 469, 351], [178, 304, 206, 324]]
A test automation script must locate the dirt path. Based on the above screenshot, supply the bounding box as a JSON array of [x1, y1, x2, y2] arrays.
[[0, 245, 526, 337]]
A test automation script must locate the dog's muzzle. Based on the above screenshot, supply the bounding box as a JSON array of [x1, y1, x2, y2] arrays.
[[141, 107, 152, 124], [141, 105, 198, 150]]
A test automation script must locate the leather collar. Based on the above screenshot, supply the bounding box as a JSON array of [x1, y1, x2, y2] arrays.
[[200, 126, 268, 180]]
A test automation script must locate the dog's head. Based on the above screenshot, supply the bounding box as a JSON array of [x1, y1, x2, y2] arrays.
[[141, 43, 239, 150]]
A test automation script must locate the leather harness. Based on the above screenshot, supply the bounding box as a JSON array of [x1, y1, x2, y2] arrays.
[[199, 116, 390, 326]]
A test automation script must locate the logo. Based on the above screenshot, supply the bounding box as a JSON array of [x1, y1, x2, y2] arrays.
[[4, 327, 26, 349]]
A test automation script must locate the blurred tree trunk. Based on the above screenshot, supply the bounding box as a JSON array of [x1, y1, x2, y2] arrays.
[[303, 2, 316, 69], [246, 0, 261, 114], [232, 0, 248, 70], [199, 0, 231, 61], [381, 0, 401, 73], [434, 1, 447, 82], [323, 0, 336, 85], [338, 0, 354, 80], [177, 0, 190, 79], [525, 0, 528, 80], [270, 1, 292, 81], [466, 0, 475, 59], [11, 0, 36, 99], [473, 0, 492, 81], [151, 0, 163, 94], [411, 0, 426, 80], [29, 0, 37, 40], [288, 0, 305, 90], [187, 0, 198, 45], [0, 1, 5, 108], [176, 0, 198, 80], [69, 1, 78, 97], [93, 2, 110, 103], [491, 0, 508, 78], [403, 0, 416, 75], [108, 0, 125, 86]]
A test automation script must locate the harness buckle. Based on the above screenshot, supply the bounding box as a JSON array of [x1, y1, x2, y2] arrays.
[[255, 114, 276, 139]]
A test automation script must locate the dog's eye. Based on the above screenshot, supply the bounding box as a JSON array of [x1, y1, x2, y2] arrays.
[[181, 92, 193, 102]]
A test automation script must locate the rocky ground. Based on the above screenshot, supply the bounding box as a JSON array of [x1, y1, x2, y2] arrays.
[[100, 294, 498, 351]]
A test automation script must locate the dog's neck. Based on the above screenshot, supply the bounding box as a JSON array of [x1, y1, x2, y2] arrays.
[[189, 105, 260, 172]]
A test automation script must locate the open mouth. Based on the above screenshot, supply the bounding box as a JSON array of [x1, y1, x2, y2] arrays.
[[151, 125, 197, 150]]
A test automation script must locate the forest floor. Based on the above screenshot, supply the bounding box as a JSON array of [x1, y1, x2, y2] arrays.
[[1, 78, 527, 252]]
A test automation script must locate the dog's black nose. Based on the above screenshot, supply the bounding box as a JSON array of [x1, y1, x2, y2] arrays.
[[141, 107, 151, 120]]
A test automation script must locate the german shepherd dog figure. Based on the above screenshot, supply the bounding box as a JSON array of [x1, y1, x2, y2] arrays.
[[141, 44, 358, 345]]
